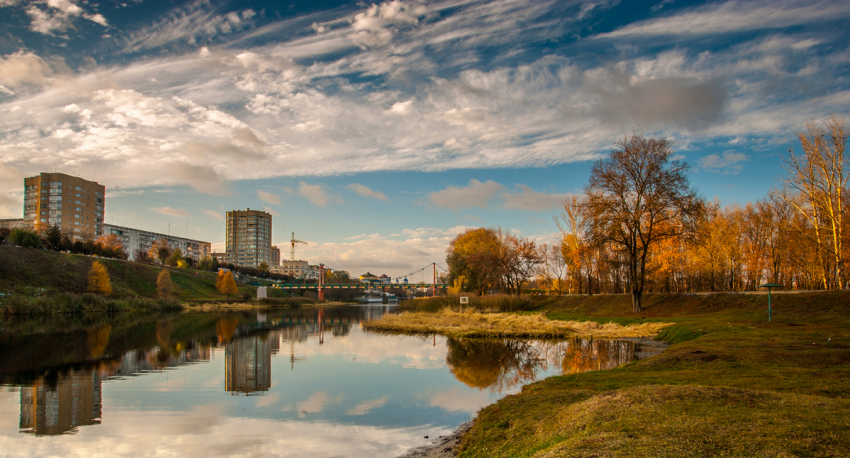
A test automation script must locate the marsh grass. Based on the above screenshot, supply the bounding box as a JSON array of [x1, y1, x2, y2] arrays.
[[364, 308, 672, 338], [0, 293, 181, 316], [402, 295, 540, 313]]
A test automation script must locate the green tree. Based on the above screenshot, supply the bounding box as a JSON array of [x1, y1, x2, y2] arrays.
[[87, 261, 113, 295], [156, 270, 174, 298], [167, 248, 183, 267], [198, 256, 213, 270], [259, 262, 269, 271], [8, 228, 41, 248], [45, 225, 62, 249]]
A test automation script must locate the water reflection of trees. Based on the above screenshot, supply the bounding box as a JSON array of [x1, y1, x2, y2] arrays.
[[446, 337, 638, 392], [560, 338, 636, 374], [446, 338, 548, 393]]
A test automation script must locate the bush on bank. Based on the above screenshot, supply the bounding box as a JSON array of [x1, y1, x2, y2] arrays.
[[0, 293, 181, 316]]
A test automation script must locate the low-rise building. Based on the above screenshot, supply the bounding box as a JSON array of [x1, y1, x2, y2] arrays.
[[0, 219, 33, 230], [274, 260, 309, 278], [103, 224, 211, 263]]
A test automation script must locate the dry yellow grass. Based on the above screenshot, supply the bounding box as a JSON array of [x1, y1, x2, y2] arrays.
[[363, 309, 671, 338]]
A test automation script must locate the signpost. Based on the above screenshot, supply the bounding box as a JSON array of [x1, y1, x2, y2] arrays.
[[758, 282, 783, 322]]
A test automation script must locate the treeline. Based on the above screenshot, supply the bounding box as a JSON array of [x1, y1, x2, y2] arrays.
[[448, 117, 849, 306], [0, 226, 127, 259]]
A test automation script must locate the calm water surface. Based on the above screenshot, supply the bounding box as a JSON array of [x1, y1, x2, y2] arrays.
[[0, 305, 658, 457]]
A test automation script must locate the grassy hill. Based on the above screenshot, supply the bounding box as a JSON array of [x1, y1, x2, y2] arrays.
[[0, 245, 254, 301], [449, 291, 850, 457]]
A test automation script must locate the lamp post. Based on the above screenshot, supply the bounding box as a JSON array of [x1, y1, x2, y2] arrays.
[[758, 283, 783, 322]]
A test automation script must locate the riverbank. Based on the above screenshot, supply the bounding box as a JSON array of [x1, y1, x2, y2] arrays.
[[421, 291, 850, 457], [364, 309, 671, 338]]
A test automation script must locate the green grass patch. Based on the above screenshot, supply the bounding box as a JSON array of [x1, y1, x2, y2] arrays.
[[453, 290, 850, 457]]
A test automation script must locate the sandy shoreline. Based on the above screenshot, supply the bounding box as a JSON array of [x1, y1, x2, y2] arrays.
[[397, 421, 472, 458]]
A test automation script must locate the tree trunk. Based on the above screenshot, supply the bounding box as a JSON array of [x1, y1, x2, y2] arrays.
[[631, 289, 642, 312]]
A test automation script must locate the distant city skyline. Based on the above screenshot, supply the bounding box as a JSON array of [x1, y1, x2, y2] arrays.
[[1, 0, 848, 277]]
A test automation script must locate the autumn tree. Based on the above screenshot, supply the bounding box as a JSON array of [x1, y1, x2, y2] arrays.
[[780, 115, 848, 289], [585, 133, 702, 312], [217, 270, 238, 298], [87, 261, 113, 295], [156, 270, 174, 298], [149, 238, 173, 265], [446, 228, 502, 295], [556, 196, 592, 294]]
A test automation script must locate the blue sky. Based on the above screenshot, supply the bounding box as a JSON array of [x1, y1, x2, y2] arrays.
[[1, 0, 848, 277]]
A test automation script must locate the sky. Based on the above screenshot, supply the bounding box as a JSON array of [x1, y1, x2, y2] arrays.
[[1, 0, 849, 279]]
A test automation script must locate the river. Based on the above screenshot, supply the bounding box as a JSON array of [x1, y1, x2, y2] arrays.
[[0, 305, 659, 457]]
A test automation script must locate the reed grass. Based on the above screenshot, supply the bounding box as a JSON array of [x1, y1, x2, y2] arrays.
[[401, 295, 539, 313], [363, 308, 672, 338]]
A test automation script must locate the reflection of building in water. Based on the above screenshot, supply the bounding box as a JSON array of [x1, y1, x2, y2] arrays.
[[112, 344, 212, 375], [225, 334, 271, 395], [561, 338, 636, 374], [19, 367, 102, 435]]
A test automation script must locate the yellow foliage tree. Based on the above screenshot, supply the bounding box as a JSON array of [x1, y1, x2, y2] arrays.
[[217, 271, 238, 298], [156, 270, 174, 298], [87, 261, 112, 295]]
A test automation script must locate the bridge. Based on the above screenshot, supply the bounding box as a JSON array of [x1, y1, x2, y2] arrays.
[[275, 283, 448, 290]]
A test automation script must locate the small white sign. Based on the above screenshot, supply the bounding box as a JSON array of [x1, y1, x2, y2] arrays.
[[460, 296, 469, 304]]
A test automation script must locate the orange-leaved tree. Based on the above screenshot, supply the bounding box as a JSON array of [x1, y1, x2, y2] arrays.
[[87, 261, 113, 295], [217, 271, 238, 298], [157, 270, 174, 298]]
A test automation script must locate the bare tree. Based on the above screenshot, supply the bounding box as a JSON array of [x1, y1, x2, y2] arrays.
[[585, 133, 702, 312], [780, 116, 848, 289]]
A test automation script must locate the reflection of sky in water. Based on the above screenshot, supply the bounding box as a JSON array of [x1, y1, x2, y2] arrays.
[[0, 307, 638, 457]]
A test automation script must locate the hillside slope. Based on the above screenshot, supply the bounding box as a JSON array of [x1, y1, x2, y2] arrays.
[[0, 245, 252, 301]]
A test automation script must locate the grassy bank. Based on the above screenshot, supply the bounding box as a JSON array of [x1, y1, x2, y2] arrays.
[[0, 245, 259, 312], [0, 292, 181, 316], [364, 309, 671, 338], [403, 292, 850, 457]]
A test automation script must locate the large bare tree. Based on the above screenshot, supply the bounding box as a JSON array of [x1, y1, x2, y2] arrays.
[[585, 134, 702, 312], [780, 116, 848, 289]]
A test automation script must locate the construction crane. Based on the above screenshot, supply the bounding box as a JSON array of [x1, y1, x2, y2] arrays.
[[290, 231, 307, 261]]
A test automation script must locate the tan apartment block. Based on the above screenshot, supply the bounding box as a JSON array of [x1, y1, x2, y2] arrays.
[[225, 209, 272, 269], [23, 173, 105, 238]]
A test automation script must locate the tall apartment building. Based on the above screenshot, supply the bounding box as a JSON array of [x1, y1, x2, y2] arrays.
[[22, 173, 105, 238], [271, 245, 280, 267], [102, 224, 211, 263], [225, 209, 272, 269]]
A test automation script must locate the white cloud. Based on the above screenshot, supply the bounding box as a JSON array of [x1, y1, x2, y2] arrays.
[[256, 190, 280, 205], [699, 151, 750, 174], [385, 100, 413, 115], [347, 184, 388, 201], [346, 397, 388, 416], [429, 179, 504, 210], [123, 2, 257, 52], [23, 0, 108, 35], [430, 387, 492, 413], [600, 0, 850, 38], [151, 206, 190, 217], [500, 185, 572, 212], [298, 182, 342, 207], [262, 206, 279, 217], [203, 209, 224, 220], [297, 391, 343, 418]]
